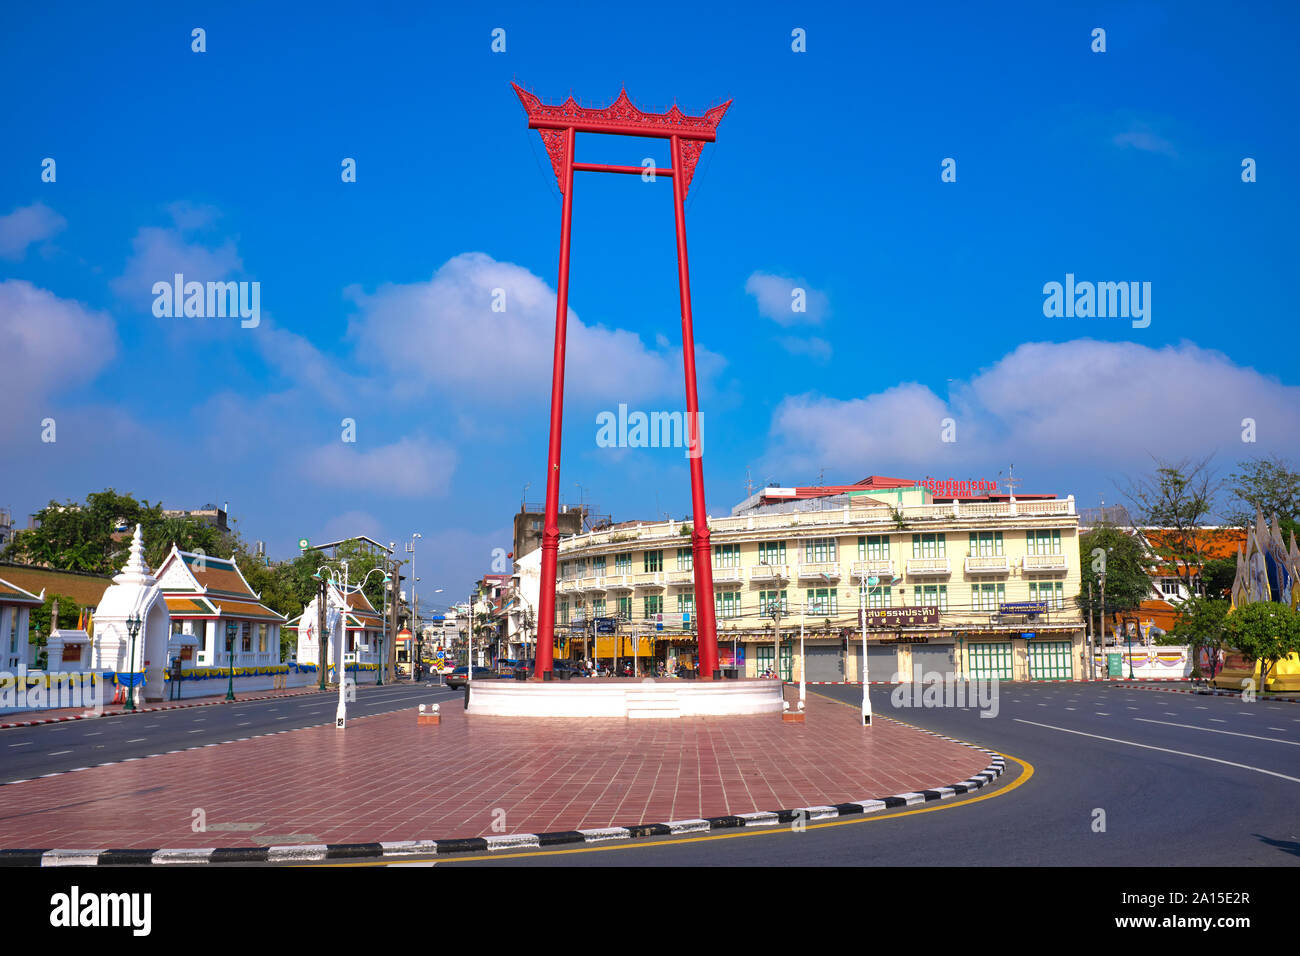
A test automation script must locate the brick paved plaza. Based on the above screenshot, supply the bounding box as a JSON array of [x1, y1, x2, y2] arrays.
[[0, 690, 992, 850]]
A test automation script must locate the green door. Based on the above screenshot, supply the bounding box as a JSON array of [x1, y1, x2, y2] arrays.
[[967, 642, 1014, 680], [1028, 641, 1074, 680]]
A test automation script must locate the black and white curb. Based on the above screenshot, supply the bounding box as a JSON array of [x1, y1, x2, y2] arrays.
[[0, 716, 1009, 866]]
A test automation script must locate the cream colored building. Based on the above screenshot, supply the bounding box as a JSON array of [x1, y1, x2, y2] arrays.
[[552, 479, 1087, 682]]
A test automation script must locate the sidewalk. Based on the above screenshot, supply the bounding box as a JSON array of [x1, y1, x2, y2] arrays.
[[0, 688, 993, 851], [0, 685, 328, 729]]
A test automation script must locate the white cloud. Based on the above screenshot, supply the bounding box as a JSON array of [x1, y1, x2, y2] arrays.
[[0, 280, 117, 439], [764, 339, 1300, 476], [0, 202, 66, 259], [301, 436, 458, 497], [778, 335, 832, 362], [111, 211, 243, 310], [345, 252, 725, 404], [1113, 123, 1177, 157], [317, 510, 387, 546], [745, 271, 829, 326]]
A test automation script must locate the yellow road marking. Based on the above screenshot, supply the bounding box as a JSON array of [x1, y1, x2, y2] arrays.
[[307, 690, 1032, 867]]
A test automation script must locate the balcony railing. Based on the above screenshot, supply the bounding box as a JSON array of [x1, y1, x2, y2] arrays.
[[905, 557, 951, 576], [851, 559, 894, 581], [1023, 553, 1068, 572], [711, 567, 744, 584], [632, 571, 665, 589], [797, 562, 841, 581], [602, 574, 633, 592], [750, 564, 790, 583], [965, 555, 1010, 574], [666, 569, 694, 586]]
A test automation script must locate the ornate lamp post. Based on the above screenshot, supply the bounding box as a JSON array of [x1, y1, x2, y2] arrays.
[[377, 569, 392, 686], [124, 613, 142, 712], [224, 620, 237, 702]]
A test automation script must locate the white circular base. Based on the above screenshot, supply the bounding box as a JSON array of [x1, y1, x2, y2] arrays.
[[467, 678, 785, 718]]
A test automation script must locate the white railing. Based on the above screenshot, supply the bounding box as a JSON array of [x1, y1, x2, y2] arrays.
[[632, 571, 665, 588], [965, 555, 1011, 574], [665, 569, 694, 586], [797, 562, 841, 580], [851, 559, 894, 579], [1023, 553, 1068, 571], [750, 564, 790, 582], [603, 574, 633, 592], [711, 567, 744, 584], [906, 557, 951, 575]]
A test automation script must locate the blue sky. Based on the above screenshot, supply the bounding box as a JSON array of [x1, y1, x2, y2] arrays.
[[2, 1, 1298, 603]]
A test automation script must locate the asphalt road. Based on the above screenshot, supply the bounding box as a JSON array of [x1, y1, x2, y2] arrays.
[[420, 681, 1300, 867], [0, 681, 462, 784]]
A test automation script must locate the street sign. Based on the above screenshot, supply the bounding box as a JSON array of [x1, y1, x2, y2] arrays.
[[656, 613, 664, 632], [595, 617, 618, 635], [999, 601, 1047, 615], [298, 538, 310, 550]]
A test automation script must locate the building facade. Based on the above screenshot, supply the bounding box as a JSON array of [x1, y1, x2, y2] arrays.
[[552, 479, 1087, 681], [154, 546, 286, 669]]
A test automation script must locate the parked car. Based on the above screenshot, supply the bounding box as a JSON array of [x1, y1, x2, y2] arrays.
[[444, 665, 498, 688], [551, 660, 587, 680]]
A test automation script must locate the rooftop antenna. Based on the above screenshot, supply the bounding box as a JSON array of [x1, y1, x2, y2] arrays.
[[1005, 464, 1020, 504], [745, 467, 754, 497]]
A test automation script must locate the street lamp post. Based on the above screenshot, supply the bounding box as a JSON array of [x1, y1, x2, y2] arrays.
[[377, 564, 394, 686], [224, 620, 237, 702], [335, 560, 350, 729], [124, 613, 142, 712], [860, 576, 875, 726]]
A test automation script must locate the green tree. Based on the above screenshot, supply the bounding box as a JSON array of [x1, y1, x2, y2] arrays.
[[1225, 456, 1300, 540], [1223, 602, 1300, 691], [1078, 526, 1152, 639], [1165, 596, 1230, 679], [1199, 556, 1237, 600], [1120, 456, 1222, 597], [3, 491, 236, 574]]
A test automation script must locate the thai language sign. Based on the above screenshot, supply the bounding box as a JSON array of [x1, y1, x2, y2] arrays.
[[858, 607, 940, 628]]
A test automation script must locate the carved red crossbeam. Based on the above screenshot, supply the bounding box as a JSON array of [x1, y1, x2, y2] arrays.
[[513, 83, 729, 196]]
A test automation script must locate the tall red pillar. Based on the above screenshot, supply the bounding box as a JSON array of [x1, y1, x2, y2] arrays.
[[671, 134, 720, 680], [533, 125, 576, 681]]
